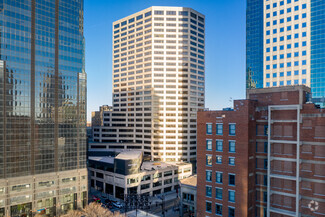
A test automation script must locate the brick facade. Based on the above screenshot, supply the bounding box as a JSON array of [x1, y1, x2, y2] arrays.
[[197, 86, 325, 217]]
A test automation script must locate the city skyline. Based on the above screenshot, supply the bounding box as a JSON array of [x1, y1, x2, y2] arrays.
[[85, 0, 246, 121], [0, 0, 323, 216]]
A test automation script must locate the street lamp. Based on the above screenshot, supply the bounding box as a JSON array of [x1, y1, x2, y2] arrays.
[[124, 193, 151, 216]]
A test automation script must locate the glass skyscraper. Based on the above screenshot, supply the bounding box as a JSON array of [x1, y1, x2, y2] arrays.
[[0, 0, 87, 216], [246, 0, 264, 89], [311, 0, 325, 104], [247, 0, 325, 107]]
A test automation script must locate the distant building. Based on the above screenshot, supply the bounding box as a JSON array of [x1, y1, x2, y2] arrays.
[[246, 0, 325, 107], [88, 150, 192, 200], [197, 85, 325, 217], [180, 175, 197, 217], [91, 105, 112, 127]]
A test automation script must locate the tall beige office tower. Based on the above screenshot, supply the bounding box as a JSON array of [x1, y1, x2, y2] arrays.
[[92, 7, 205, 165]]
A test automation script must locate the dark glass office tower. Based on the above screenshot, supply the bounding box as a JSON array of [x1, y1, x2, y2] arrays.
[[0, 0, 87, 216]]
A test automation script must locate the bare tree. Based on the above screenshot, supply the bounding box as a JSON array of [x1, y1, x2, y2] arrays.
[[62, 202, 123, 217]]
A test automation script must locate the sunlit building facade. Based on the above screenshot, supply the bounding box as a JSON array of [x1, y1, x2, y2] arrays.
[[93, 6, 205, 164]]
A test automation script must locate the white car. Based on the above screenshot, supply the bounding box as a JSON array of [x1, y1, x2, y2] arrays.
[[112, 201, 123, 208]]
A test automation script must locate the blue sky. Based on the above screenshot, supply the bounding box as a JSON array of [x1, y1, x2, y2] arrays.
[[84, 0, 246, 121]]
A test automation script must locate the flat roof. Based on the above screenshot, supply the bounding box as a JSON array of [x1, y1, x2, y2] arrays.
[[88, 156, 114, 164], [180, 175, 197, 187], [115, 150, 142, 160], [141, 161, 191, 171]]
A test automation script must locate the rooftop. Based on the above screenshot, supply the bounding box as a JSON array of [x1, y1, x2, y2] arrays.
[[115, 150, 142, 160], [141, 161, 191, 171], [180, 175, 197, 187], [88, 156, 114, 164]]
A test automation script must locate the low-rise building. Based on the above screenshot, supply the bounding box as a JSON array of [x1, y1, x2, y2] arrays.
[[180, 175, 197, 217], [88, 150, 192, 200]]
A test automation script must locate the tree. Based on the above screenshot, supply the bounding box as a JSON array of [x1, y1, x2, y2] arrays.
[[62, 203, 123, 217]]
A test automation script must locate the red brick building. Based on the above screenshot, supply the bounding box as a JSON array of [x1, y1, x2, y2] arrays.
[[197, 86, 325, 217]]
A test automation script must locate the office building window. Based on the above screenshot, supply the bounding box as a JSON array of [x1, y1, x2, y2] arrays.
[[206, 155, 212, 166], [206, 123, 212, 135], [216, 155, 222, 164], [229, 124, 236, 135], [264, 175, 268, 186], [216, 172, 223, 184], [206, 140, 212, 151], [229, 207, 235, 217], [216, 188, 222, 200], [216, 124, 223, 135], [229, 174, 235, 186], [216, 204, 222, 215], [206, 170, 212, 181], [206, 186, 212, 197], [264, 142, 268, 153], [229, 157, 235, 165], [228, 190, 235, 202], [229, 141, 236, 153], [216, 140, 223, 152], [263, 191, 268, 202], [206, 201, 212, 213]]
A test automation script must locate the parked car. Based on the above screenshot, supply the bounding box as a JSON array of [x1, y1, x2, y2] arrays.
[[92, 196, 101, 203], [112, 201, 123, 208]]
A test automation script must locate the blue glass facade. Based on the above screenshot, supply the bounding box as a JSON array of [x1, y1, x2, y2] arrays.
[[311, 0, 325, 106], [246, 0, 264, 89], [0, 0, 86, 178], [0, 0, 86, 215]]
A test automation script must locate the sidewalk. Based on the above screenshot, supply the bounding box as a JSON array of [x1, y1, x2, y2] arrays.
[[148, 191, 180, 217], [150, 191, 179, 204]]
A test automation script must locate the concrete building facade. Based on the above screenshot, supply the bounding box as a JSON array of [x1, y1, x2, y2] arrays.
[[88, 150, 192, 200], [197, 86, 325, 217], [179, 175, 197, 217], [92, 6, 205, 164]]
